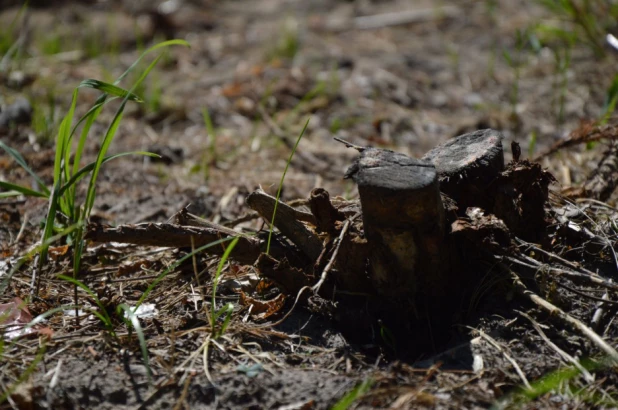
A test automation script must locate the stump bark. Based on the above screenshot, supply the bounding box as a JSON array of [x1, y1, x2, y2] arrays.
[[345, 148, 448, 302]]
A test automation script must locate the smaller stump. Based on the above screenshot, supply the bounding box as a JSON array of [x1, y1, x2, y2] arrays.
[[422, 129, 504, 213]]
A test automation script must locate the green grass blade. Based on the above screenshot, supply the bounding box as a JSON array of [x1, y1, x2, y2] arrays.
[[0, 0, 29, 66], [56, 275, 97, 302], [56, 274, 100, 308], [78, 79, 143, 102], [66, 96, 117, 219], [59, 151, 159, 197], [0, 141, 49, 196], [114, 39, 189, 85], [284, 83, 324, 127], [266, 119, 309, 254], [72, 232, 85, 319], [0, 181, 47, 198], [601, 73, 618, 124], [82, 101, 128, 216], [29, 304, 109, 330], [212, 238, 239, 299], [135, 236, 235, 309], [23, 305, 78, 330], [57, 274, 113, 329], [528, 131, 537, 158], [130, 54, 164, 95], [213, 302, 234, 322], [211, 237, 239, 334], [332, 379, 373, 410], [7, 1, 29, 34], [215, 303, 234, 338], [39, 184, 61, 263], [490, 357, 617, 409], [50, 88, 78, 219], [72, 96, 109, 176], [78, 308, 111, 328], [84, 55, 163, 217], [117, 304, 152, 383], [0, 191, 24, 198], [56, 89, 78, 185]]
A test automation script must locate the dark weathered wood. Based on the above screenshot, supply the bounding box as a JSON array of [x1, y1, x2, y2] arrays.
[[422, 129, 504, 211], [583, 145, 618, 201], [246, 189, 323, 261], [491, 160, 555, 241], [345, 148, 447, 300], [255, 253, 313, 294], [308, 188, 344, 234], [173, 208, 244, 236], [511, 141, 522, 162]]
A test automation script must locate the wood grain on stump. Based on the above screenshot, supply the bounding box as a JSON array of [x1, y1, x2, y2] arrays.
[[422, 129, 504, 212]]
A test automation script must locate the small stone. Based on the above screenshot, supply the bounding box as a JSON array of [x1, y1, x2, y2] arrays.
[[0, 97, 32, 130]]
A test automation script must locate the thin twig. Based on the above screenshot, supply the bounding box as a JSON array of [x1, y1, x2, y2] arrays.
[[333, 137, 365, 152], [231, 344, 276, 375], [556, 198, 618, 272], [30, 254, 39, 297], [559, 283, 618, 306], [534, 122, 618, 161], [318, 6, 460, 31], [515, 238, 600, 277], [575, 198, 618, 212], [500, 263, 618, 364], [313, 218, 352, 293], [11, 210, 29, 246], [591, 286, 611, 333], [172, 373, 193, 410], [517, 310, 594, 383], [48, 359, 63, 389], [474, 329, 531, 390], [353, 6, 460, 30], [502, 255, 618, 293]]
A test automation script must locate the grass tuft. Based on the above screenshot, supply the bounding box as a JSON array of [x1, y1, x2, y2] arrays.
[[332, 379, 373, 410], [493, 358, 618, 408], [209, 237, 240, 338], [535, 0, 616, 58]]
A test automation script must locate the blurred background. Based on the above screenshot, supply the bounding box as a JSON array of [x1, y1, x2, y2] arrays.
[[1, 0, 618, 218]]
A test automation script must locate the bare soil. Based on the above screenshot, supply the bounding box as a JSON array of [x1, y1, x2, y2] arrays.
[[2, 1, 618, 409]]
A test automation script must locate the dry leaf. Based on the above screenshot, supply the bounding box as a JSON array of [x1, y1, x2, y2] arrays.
[[0, 297, 53, 340], [239, 292, 286, 320], [117, 259, 154, 276], [48, 245, 69, 260]]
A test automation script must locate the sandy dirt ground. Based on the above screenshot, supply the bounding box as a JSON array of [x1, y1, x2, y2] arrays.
[[2, 1, 618, 409]]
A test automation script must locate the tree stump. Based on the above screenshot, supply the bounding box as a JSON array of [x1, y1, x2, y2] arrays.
[[422, 129, 504, 213], [345, 148, 448, 304]]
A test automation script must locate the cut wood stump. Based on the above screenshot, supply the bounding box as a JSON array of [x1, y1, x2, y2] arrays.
[[344, 148, 449, 304], [422, 129, 504, 213], [86, 128, 560, 354]]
